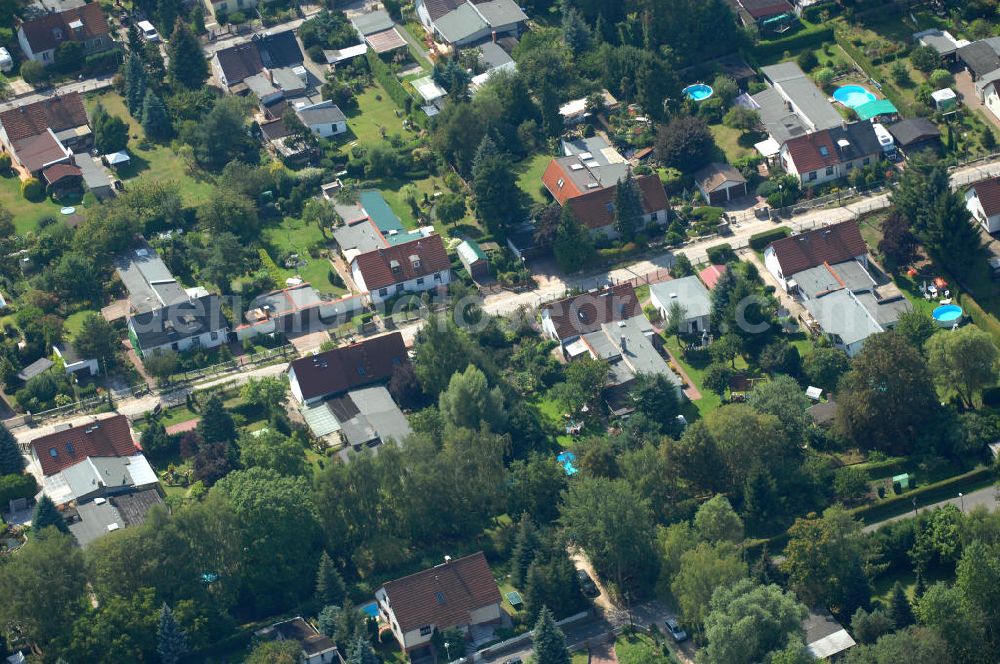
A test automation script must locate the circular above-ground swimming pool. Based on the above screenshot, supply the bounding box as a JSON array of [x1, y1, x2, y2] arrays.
[[932, 304, 964, 327], [833, 84, 877, 109], [683, 83, 714, 101]]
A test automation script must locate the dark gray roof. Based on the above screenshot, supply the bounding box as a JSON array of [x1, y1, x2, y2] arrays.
[[477, 41, 514, 70], [887, 117, 941, 146], [650, 276, 712, 320], [959, 40, 1000, 77], [326, 385, 412, 448], [253, 30, 304, 68], [75, 153, 110, 189], [793, 260, 874, 297], [115, 245, 188, 313], [760, 62, 842, 133], [18, 357, 53, 381], [828, 122, 882, 161], [915, 29, 960, 56], [751, 87, 810, 144], [297, 101, 347, 126], [128, 295, 230, 351]]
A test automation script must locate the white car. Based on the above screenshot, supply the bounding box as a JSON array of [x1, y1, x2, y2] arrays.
[[137, 20, 161, 43]]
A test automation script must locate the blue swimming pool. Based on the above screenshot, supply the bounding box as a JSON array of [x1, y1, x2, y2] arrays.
[[833, 85, 877, 109], [932, 304, 964, 327], [360, 601, 379, 619], [683, 83, 714, 101], [556, 451, 578, 476]]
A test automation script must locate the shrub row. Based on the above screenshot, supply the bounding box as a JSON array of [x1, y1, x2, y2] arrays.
[[849, 466, 995, 525], [366, 49, 413, 111], [748, 25, 834, 61], [749, 226, 790, 250], [957, 291, 1000, 347], [257, 248, 284, 285]]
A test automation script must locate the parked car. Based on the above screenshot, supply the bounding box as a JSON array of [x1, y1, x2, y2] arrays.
[[577, 569, 599, 598], [503, 658, 522, 664], [138, 20, 160, 43], [665, 618, 688, 643]]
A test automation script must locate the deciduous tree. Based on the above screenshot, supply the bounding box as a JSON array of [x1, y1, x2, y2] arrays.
[[926, 326, 998, 407], [700, 579, 807, 664]]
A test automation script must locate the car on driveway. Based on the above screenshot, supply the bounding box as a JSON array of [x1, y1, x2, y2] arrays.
[[577, 569, 599, 597], [665, 618, 688, 643]]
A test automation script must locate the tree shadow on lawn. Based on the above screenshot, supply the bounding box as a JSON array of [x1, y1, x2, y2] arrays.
[[114, 152, 151, 179], [450, 223, 483, 239], [738, 131, 768, 149]]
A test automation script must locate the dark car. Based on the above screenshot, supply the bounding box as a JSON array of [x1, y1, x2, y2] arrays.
[[576, 569, 599, 598], [665, 618, 688, 643], [503, 658, 523, 664]]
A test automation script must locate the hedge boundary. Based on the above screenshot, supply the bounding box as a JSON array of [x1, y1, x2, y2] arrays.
[[849, 466, 994, 525], [749, 226, 790, 250], [749, 25, 835, 61], [366, 49, 412, 111]]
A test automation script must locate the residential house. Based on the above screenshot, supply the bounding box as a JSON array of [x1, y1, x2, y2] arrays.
[[236, 283, 363, 341], [541, 283, 641, 349], [541, 135, 668, 238], [958, 38, 1000, 81], [352, 10, 408, 57], [470, 41, 516, 92], [322, 385, 413, 452], [886, 118, 942, 156], [0, 93, 91, 177], [75, 153, 113, 199], [333, 190, 433, 262], [287, 331, 408, 405], [206, 0, 282, 20], [779, 122, 881, 186], [295, 99, 348, 138], [17, 357, 54, 382], [728, 0, 794, 30], [415, 0, 528, 47], [456, 239, 489, 280], [65, 489, 164, 547], [28, 414, 159, 508], [375, 552, 503, 659], [753, 62, 842, 145], [650, 276, 712, 334], [559, 89, 619, 125], [255, 617, 340, 664], [913, 28, 965, 63], [693, 162, 748, 204], [764, 220, 868, 291], [212, 31, 306, 100], [115, 244, 205, 315], [966, 176, 1000, 233], [804, 610, 857, 660], [351, 234, 452, 305], [53, 341, 99, 377], [17, 4, 113, 66], [127, 294, 231, 359]]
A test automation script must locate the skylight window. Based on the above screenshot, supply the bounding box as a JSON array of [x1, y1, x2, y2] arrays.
[[818, 146, 829, 156], [435, 592, 446, 604]]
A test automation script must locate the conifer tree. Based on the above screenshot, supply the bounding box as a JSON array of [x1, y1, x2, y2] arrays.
[[157, 603, 190, 664], [0, 422, 24, 475], [32, 495, 68, 534], [532, 607, 570, 664]]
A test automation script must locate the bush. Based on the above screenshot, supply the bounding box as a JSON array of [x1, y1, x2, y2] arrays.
[[0, 153, 10, 173], [308, 44, 326, 64], [749, 227, 790, 250], [814, 67, 835, 89], [227, 11, 246, 24], [797, 50, 818, 72], [928, 68, 953, 88], [21, 177, 44, 201], [20, 60, 47, 86], [0, 472, 38, 505], [707, 243, 735, 264]]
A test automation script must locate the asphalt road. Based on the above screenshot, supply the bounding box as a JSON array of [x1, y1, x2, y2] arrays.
[[862, 484, 1000, 532]]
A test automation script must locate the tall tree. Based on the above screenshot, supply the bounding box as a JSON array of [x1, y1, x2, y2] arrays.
[[32, 494, 69, 534], [124, 54, 148, 116], [613, 173, 644, 242], [511, 512, 541, 588], [187, 96, 259, 171], [0, 421, 25, 474], [671, 541, 747, 628], [197, 394, 236, 445], [141, 89, 172, 140], [532, 607, 570, 664], [694, 495, 744, 544], [347, 636, 379, 664], [700, 579, 807, 664], [438, 365, 506, 432], [157, 603, 190, 664], [316, 551, 347, 608], [888, 582, 915, 629], [926, 326, 998, 408], [836, 332, 940, 455], [168, 18, 208, 88], [553, 207, 595, 273], [471, 136, 523, 239], [654, 115, 715, 172], [72, 313, 117, 371]]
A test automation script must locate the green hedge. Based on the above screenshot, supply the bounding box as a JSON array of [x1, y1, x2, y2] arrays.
[[366, 49, 412, 111], [0, 473, 38, 505], [849, 466, 994, 525], [957, 291, 1000, 346], [258, 248, 284, 286], [749, 226, 790, 250], [749, 25, 835, 61]]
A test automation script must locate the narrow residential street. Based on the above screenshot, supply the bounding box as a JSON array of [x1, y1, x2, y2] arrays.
[[862, 484, 1000, 533]]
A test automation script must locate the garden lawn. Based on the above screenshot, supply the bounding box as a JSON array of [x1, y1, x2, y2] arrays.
[[262, 215, 346, 295], [615, 633, 676, 664], [515, 152, 554, 205], [571, 651, 589, 664], [397, 23, 433, 70], [709, 124, 761, 163], [63, 310, 100, 339], [0, 173, 73, 235], [345, 84, 412, 148], [84, 91, 215, 206], [663, 334, 752, 417]]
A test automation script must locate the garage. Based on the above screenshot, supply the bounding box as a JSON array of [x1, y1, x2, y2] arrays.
[[694, 162, 749, 205]]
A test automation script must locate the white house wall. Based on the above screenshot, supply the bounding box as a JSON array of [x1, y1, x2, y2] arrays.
[[966, 187, 1000, 233]]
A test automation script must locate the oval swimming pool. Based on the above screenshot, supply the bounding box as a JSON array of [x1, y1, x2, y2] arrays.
[[932, 304, 964, 327], [683, 83, 714, 102], [833, 84, 877, 109]]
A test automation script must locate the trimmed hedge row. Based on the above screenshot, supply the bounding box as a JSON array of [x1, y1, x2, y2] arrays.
[[957, 290, 1000, 347], [749, 25, 835, 61], [749, 226, 790, 250], [366, 49, 412, 111], [849, 466, 994, 525]]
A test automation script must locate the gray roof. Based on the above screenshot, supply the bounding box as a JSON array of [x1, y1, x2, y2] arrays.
[[244, 72, 281, 99], [115, 246, 188, 314], [855, 291, 911, 328], [556, 136, 630, 192], [650, 276, 712, 321], [271, 66, 306, 94], [334, 218, 386, 254], [434, 2, 488, 43], [75, 153, 110, 190], [18, 357, 53, 381], [760, 62, 842, 133], [887, 117, 940, 146], [803, 290, 883, 346], [599, 316, 680, 387], [67, 489, 163, 547], [129, 295, 230, 351], [959, 40, 1000, 77], [792, 260, 875, 297], [915, 29, 960, 56], [474, 0, 528, 27], [327, 385, 412, 449], [251, 285, 323, 318], [297, 100, 347, 126], [352, 9, 395, 35], [478, 41, 514, 70], [751, 87, 810, 144]]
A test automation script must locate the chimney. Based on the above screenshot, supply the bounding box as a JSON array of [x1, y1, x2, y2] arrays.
[[444, 555, 452, 564], [492, 30, 497, 43], [620, 335, 627, 353]]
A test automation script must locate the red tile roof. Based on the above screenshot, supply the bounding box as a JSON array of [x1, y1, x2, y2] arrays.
[[12, 131, 70, 173], [542, 283, 641, 340], [379, 552, 501, 634], [973, 177, 1000, 217], [767, 221, 867, 276], [352, 234, 451, 291], [699, 264, 728, 290], [30, 414, 138, 476], [289, 332, 408, 402], [541, 159, 582, 205], [783, 130, 840, 174], [564, 174, 668, 231], [0, 92, 89, 142], [18, 4, 110, 54]]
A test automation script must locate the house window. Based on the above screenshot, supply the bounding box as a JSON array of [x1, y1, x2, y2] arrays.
[[420, 626, 432, 637], [416, 277, 425, 285], [357, 366, 366, 376], [218, 1, 227, 9], [818, 146, 829, 156], [209, 331, 218, 340], [825, 166, 834, 176], [556, 178, 564, 189], [605, 202, 614, 214], [846, 162, 853, 170], [650, 211, 658, 221], [434, 272, 442, 281], [93, 37, 102, 47], [863, 157, 871, 165], [171, 342, 179, 350], [396, 284, 404, 293], [808, 171, 817, 181], [379, 288, 388, 296], [43, 51, 51, 61]]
